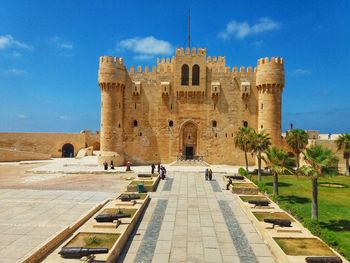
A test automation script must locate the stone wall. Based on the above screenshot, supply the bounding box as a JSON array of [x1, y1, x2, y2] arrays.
[[0, 148, 51, 162], [0, 132, 99, 161]]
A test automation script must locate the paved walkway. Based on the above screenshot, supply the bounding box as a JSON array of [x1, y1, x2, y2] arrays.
[[119, 171, 275, 263], [0, 189, 112, 263]]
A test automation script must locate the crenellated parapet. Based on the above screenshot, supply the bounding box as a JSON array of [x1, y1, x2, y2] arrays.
[[256, 57, 284, 92], [175, 47, 206, 56], [98, 56, 128, 88], [157, 57, 174, 73]]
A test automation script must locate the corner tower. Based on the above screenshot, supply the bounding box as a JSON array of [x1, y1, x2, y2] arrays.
[[98, 56, 127, 165], [256, 57, 285, 145]]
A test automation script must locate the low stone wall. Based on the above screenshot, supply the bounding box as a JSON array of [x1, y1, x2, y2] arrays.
[[0, 148, 51, 162]]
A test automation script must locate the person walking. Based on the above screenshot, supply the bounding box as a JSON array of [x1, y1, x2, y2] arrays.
[[110, 160, 114, 170], [157, 163, 161, 174], [151, 163, 155, 174]]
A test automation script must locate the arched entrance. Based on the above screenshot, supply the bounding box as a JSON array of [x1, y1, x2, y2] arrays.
[[62, 143, 74, 158], [181, 121, 198, 159]]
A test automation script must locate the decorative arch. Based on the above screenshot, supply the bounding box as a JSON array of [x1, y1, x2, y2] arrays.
[[181, 64, 189, 85], [62, 143, 74, 158], [192, 64, 200, 86]]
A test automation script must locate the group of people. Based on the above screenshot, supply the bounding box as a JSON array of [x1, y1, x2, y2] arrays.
[[205, 168, 213, 181], [103, 160, 114, 170]]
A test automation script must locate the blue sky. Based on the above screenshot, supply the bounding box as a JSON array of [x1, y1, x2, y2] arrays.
[[0, 0, 349, 133]]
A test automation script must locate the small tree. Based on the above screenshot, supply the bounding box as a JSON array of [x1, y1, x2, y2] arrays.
[[286, 129, 309, 169], [250, 129, 271, 183], [265, 147, 295, 196], [335, 133, 350, 176], [299, 144, 338, 220], [234, 127, 253, 172]]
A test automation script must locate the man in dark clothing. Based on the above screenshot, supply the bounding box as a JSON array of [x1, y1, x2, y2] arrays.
[[151, 163, 155, 174]]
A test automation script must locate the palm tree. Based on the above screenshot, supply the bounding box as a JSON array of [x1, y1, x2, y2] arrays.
[[285, 129, 309, 169], [234, 127, 253, 172], [335, 133, 350, 176], [250, 130, 271, 183], [299, 144, 338, 220], [265, 147, 295, 196]]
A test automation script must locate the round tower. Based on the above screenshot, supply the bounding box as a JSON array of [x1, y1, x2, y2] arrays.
[[98, 56, 127, 165], [256, 57, 285, 145]]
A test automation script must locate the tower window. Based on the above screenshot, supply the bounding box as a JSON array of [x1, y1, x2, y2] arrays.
[[243, 121, 248, 127], [139, 132, 142, 136], [245, 104, 248, 110], [169, 120, 174, 127], [261, 125, 264, 129], [212, 120, 217, 128], [118, 124, 121, 128], [135, 103, 137, 109], [181, 64, 189, 85], [261, 103, 264, 109], [192, 64, 200, 86], [133, 120, 138, 127], [170, 103, 173, 110]]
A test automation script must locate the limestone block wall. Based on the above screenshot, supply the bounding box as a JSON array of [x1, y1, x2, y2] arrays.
[[0, 132, 86, 158], [0, 148, 51, 162]]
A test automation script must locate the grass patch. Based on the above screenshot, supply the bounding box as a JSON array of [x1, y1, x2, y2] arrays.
[[231, 183, 257, 188], [118, 193, 148, 200], [274, 238, 335, 256], [253, 212, 294, 222], [239, 195, 269, 202], [252, 175, 350, 260], [100, 208, 137, 217], [66, 232, 120, 249]]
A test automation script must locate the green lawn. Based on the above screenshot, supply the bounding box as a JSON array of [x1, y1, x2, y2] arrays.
[[252, 175, 350, 260]]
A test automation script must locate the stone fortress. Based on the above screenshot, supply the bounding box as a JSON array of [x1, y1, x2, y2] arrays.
[[98, 47, 285, 165]]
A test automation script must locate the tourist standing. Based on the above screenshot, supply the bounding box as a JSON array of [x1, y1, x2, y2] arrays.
[[103, 161, 108, 170], [208, 169, 213, 181], [205, 169, 209, 180], [151, 163, 155, 174], [157, 163, 161, 173]]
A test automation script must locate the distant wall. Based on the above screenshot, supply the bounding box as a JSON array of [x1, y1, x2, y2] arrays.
[[0, 148, 51, 162], [315, 140, 347, 174], [0, 132, 100, 160]]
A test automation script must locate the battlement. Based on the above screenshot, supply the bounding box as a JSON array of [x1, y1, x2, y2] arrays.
[[99, 56, 124, 65], [175, 47, 206, 56], [257, 57, 284, 65], [230, 66, 255, 73]]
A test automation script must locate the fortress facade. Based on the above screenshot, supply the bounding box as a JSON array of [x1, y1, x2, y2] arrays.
[[98, 47, 285, 165]]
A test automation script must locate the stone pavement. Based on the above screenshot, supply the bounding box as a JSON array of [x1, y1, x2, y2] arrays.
[[119, 171, 275, 263], [0, 189, 112, 263]]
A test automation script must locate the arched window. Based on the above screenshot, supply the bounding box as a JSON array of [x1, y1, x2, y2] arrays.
[[181, 64, 189, 85], [133, 120, 138, 127], [192, 64, 200, 85], [62, 143, 74, 158], [169, 120, 174, 127], [243, 121, 248, 128], [212, 120, 217, 128]]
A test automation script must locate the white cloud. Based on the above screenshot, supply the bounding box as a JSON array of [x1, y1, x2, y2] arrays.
[[1, 68, 27, 75], [218, 17, 280, 40], [293, 69, 312, 75], [49, 36, 74, 56], [117, 36, 173, 59], [59, 115, 71, 120], [0, 35, 32, 50], [18, 114, 27, 119]]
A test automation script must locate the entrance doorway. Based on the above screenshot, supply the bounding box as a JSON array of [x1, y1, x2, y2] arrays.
[[185, 146, 194, 159], [181, 121, 198, 160], [62, 143, 74, 158]]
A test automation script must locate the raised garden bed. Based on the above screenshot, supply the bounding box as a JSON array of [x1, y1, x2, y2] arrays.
[[274, 238, 336, 256], [99, 208, 137, 218], [126, 178, 159, 192], [232, 183, 259, 195], [117, 193, 148, 200], [239, 195, 269, 202], [253, 212, 295, 222], [65, 232, 120, 249]]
